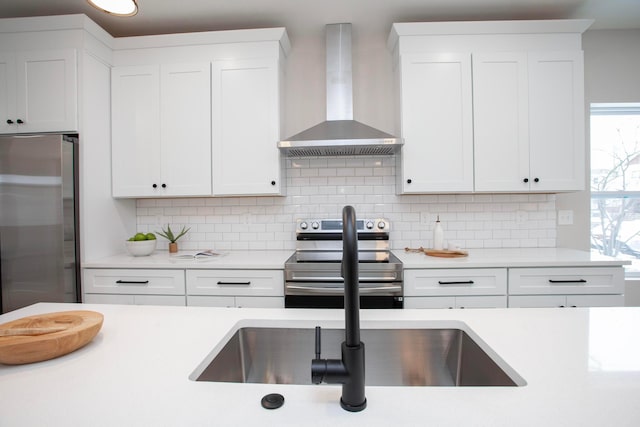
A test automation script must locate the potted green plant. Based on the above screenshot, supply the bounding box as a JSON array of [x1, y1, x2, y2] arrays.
[[156, 224, 190, 253]]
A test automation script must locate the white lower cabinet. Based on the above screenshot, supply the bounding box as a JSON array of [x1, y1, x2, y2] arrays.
[[404, 268, 507, 309], [507, 267, 625, 307], [405, 295, 507, 309], [509, 294, 624, 308], [84, 294, 186, 306], [186, 269, 284, 308], [82, 269, 186, 306]]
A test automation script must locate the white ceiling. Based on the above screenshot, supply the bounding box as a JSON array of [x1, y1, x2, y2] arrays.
[[0, 0, 639, 39]]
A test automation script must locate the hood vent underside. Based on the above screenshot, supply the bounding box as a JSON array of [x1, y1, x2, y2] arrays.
[[278, 23, 402, 157]]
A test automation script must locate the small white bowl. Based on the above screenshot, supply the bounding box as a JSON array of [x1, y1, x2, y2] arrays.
[[125, 240, 157, 256]]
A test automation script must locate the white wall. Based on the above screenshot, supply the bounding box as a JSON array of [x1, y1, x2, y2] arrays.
[[135, 156, 557, 252], [556, 29, 640, 250], [130, 28, 640, 255]]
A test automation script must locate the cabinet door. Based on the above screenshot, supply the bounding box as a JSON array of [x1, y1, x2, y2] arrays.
[[0, 52, 17, 133], [398, 53, 473, 193], [508, 295, 566, 308], [15, 49, 77, 133], [566, 294, 624, 308], [404, 296, 456, 309], [528, 51, 585, 191], [111, 65, 161, 197], [212, 58, 282, 196], [473, 52, 530, 192], [187, 295, 236, 307], [455, 295, 507, 309], [235, 296, 284, 308], [160, 63, 212, 196]]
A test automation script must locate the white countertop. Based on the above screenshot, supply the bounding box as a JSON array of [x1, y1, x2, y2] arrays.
[[1, 303, 640, 426], [395, 247, 630, 268], [82, 250, 293, 269], [83, 248, 629, 270]]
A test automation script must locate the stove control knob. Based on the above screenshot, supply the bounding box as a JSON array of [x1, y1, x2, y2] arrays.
[[311, 221, 320, 230], [365, 221, 374, 229], [300, 222, 308, 230], [377, 221, 386, 230]]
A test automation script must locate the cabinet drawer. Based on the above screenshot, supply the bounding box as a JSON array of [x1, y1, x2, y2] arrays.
[[405, 295, 507, 309], [508, 267, 624, 295], [83, 269, 185, 295], [404, 268, 507, 296], [186, 269, 284, 296]]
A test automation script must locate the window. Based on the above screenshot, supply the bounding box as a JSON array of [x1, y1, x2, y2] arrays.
[[590, 103, 640, 275]]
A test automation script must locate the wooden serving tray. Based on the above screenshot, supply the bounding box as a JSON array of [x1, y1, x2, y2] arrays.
[[0, 310, 103, 365], [423, 249, 468, 258], [405, 247, 469, 258]]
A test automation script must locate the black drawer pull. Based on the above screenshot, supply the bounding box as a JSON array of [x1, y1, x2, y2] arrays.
[[438, 280, 474, 285], [548, 279, 587, 284], [116, 280, 150, 284], [217, 281, 251, 286]]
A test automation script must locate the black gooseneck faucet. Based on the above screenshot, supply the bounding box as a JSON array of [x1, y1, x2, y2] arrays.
[[311, 205, 367, 412]]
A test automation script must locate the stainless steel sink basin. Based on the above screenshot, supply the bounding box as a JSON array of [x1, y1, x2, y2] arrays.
[[190, 321, 525, 387]]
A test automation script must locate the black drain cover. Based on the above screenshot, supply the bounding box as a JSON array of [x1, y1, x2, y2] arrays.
[[261, 393, 285, 410]]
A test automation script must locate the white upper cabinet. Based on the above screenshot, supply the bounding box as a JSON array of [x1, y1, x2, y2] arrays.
[[110, 27, 289, 198], [527, 51, 585, 192], [111, 63, 212, 197], [389, 19, 592, 194], [212, 57, 283, 196], [397, 53, 474, 193], [473, 52, 529, 192], [474, 51, 585, 192], [0, 49, 77, 134]]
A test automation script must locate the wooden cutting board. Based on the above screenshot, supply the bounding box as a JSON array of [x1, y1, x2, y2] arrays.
[[405, 247, 469, 258], [0, 310, 103, 365], [423, 249, 469, 258]]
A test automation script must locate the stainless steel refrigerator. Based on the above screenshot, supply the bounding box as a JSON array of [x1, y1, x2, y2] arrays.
[[0, 134, 80, 314]]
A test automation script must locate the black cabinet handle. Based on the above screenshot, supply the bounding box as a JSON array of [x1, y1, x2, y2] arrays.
[[6, 119, 13, 124], [438, 280, 475, 285], [271, 180, 276, 186], [161, 183, 167, 188], [152, 184, 158, 188], [116, 280, 150, 284], [549, 279, 587, 284], [217, 281, 251, 286], [534, 178, 539, 183], [407, 179, 412, 184], [523, 178, 529, 183], [16, 119, 24, 124]]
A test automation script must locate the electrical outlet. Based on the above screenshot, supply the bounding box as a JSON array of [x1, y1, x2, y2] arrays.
[[516, 210, 527, 224], [420, 212, 430, 225], [558, 210, 574, 225]]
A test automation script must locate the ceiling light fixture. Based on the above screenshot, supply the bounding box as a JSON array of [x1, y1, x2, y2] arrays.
[[87, 0, 138, 17]]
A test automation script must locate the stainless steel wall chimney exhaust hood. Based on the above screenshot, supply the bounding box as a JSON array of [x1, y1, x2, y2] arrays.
[[278, 23, 402, 157]]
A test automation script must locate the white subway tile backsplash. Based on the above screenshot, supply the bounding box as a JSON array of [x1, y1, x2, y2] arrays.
[[135, 155, 558, 251]]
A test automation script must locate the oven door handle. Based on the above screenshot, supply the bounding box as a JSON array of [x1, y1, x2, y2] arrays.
[[289, 276, 399, 282], [286, 285, 403, 294]]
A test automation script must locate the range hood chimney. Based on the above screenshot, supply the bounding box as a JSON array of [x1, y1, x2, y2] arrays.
[[278, 23, 402, 157]]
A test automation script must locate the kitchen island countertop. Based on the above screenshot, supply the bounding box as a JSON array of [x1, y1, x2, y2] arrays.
[[1, 302, 639, 426]]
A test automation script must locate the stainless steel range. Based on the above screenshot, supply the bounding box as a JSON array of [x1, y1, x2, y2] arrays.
[[284, 218, 403, 309]]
